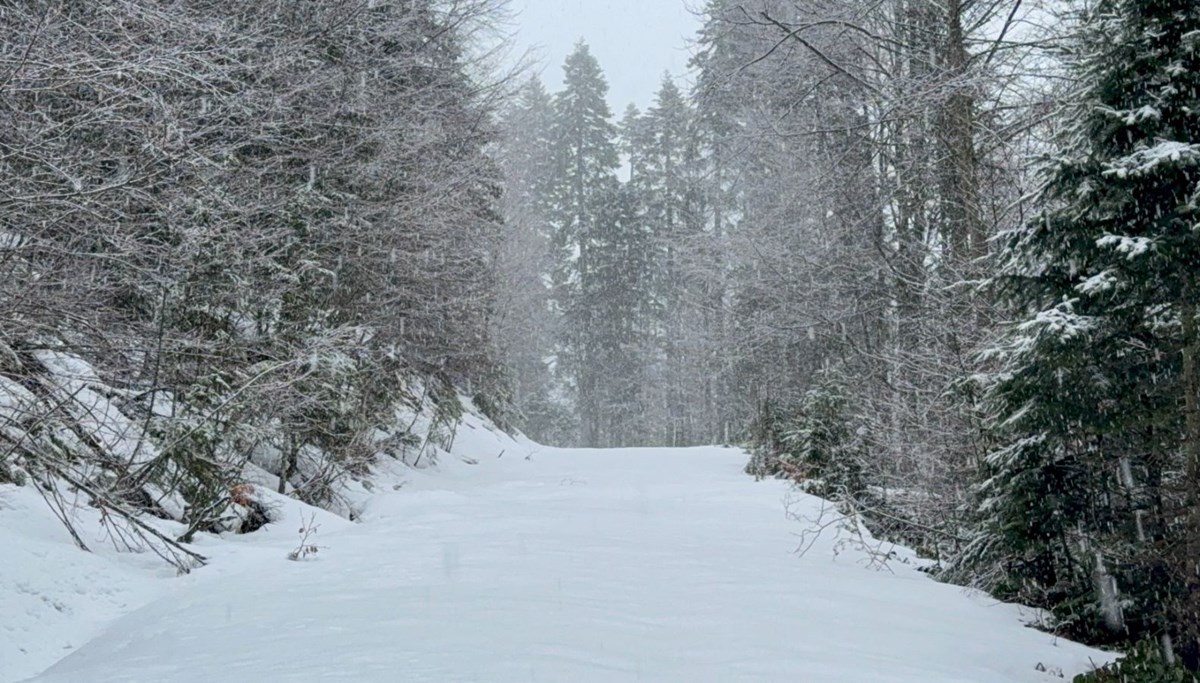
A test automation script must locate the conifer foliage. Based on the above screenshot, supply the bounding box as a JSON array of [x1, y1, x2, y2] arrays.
[[978, 0, 1200, 656], [548, 43, 624, 447], [498, 44, 672, 448]]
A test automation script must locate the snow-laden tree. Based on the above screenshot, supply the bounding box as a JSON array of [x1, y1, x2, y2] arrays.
[[687, 0, 889, 446], [0, 0, 513, 552], [548, 42, 622, 446], [676, 0, 1052, 559], [494, 77, 573, 444], [974, 0, 1200, 657], [583, 181, 659, 447], [639, 76, 707, 446]]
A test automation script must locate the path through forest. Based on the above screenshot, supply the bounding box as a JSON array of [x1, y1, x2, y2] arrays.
[[23, 446, 1109, 682]]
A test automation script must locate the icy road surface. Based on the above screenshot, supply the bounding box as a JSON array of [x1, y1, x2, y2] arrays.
[[23, 446, 1110, 682]]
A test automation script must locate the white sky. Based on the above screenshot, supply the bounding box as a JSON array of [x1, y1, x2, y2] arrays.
[[509, 0, 702, 113]]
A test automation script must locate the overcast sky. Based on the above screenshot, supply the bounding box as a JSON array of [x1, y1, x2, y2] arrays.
[[509, 0, 702, 113]]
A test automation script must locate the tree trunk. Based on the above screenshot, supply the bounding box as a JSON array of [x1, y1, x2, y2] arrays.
[[1178, 295, 1200, 653]]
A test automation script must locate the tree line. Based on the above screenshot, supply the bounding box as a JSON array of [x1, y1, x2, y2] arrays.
[[494, 0, 1200, 672]]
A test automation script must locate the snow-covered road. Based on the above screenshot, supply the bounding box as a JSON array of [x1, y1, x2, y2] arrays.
[[21, 445, 1109, 682]]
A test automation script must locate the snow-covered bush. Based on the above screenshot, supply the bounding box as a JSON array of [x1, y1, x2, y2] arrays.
[[746, 374, 866, 499], [0, 0, 514, 570], [1073, 641, 1196, 683]]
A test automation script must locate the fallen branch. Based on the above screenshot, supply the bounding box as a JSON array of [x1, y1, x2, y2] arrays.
[[41, 460, 207, 571]]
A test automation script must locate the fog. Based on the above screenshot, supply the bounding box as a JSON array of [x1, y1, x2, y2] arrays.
[[511, 0, 700, 110]]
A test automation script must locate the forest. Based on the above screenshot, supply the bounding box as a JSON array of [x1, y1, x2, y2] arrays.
[[2, 0, 1199, 679], [497, 0, 1200, 674]]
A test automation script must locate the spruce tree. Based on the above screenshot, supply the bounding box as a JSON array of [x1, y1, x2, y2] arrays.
[[496, 77, 569, 443], [585, 183, 656, 446], [976, 0, 1200, 655], [642, 75, 698, 445], [619, 104, 651, 185], [548, 41, 621, 446]]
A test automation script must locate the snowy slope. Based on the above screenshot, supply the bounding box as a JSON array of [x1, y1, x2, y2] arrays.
[[0, 485, 175, 682], [12, 436, 1113, 682]]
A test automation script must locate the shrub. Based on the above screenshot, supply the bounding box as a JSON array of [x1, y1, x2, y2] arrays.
[[1074, 641, 1197, 683]]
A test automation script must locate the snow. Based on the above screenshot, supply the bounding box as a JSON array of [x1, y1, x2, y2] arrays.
[[0, 485, 174, 682], [1100, 104, 1161, 125], [33, 350, 158, 468], [1104, 140, 1200, 178], [0, 231, 25, 250], [1097, 234, 1155, 259], [1077, 268, 1119, 294], [1018, 301, 1094, 341], [0, 378, 38, 426], [6, 432, 1113, 682]]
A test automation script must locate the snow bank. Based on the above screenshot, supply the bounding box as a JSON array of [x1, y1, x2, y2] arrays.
[[0, 485, 172, 682], [0, 389, 531, 683]]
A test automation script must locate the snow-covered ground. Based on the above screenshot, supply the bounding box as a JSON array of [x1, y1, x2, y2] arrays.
[[5, 425, 1113, 682], [1, 484, 177, 682]]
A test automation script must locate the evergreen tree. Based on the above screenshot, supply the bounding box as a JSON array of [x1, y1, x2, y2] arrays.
[[687, 0, 749, 444], [619, 104, 652, 185], [495, 77, 571, 443], [641, 75, 700, 445], [585, 183, 656, 446], [976, 0, 1200, 656], [548, 41, 621, 446]]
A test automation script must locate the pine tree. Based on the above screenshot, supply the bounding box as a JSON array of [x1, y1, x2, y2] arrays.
[[495, 77, 570, 443], [641, 76, 698, 446], [585, 183, 656, 446], [619, 104, 652, 185], [548, 41, 621, 446], [976, 0, 1200, 655], [687, 0, 750, 444]]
